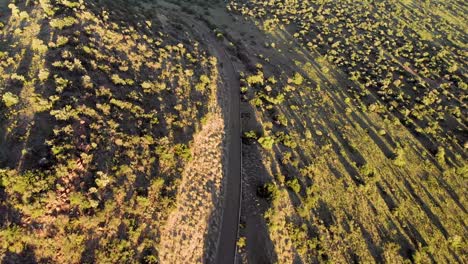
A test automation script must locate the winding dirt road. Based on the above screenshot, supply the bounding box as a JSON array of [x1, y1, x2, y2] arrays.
[[182, 15, 242, 264]]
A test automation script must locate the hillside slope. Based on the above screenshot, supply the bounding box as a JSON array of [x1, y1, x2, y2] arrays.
[[226, 0, 467, 263], [0, 0, 228, 263], [0, 0, 467, 263]]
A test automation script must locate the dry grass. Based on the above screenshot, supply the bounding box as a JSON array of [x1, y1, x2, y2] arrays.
[[158, 113, 225, 263]]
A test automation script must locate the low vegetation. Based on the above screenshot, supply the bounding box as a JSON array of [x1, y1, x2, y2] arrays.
[[1, 0, 466, 263], [0, 0, 223, 262], [230, 0, 467, 263]]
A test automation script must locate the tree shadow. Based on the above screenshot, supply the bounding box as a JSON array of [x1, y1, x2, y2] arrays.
[[383, 216, 415, 259], [0, 47, 33, 168], [325, 89, 396, 159], [329, 134, 365, 186], [315, 200, 335, 228], [376, 182, 398, 212], [79, 235, 99, 264], [356, 220, 384, 263], [2, 245, 37, 264], [397, 218, 428, 248], [237, 137, 278, 262], [0, 186, 22, 227], [17, 112, 54, 172], [402, 178, 449, 238]]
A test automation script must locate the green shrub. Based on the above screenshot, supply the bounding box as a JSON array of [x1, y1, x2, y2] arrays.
[[277, 114, 288, 126], [244, 130, 258, 139], [141, 81, 152, 90], [359, 164, 375, 177], [291, 72, 304, 85], [50, 16, 77, 30], [246, 71, 264, 86], [61, 0, 81, 8], [195, 75, 210, 92], [111, 74, 126, 85], [258, 136, 275, 150], [69, 192, 94, 210], [39, 0, 55, 16], [8, 4, 19, 17], [82, 75, 93, 89], [393, 147, 406, 167], [174, 144, 192, 162], [2, 92, 19, 107], [19, 11, 29, 21], [237, 237, 246, 248], [56, 36, 69, 47], [287, 178, 301, 193], [38, 69, 50, 82], [436, 147, 446, 165], [265, 183, 279, 201]]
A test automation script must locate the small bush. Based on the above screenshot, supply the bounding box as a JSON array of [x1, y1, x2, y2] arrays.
[[56, 36, 69, 47], [111, 74, 127, 85], [359, 164, 375, 177], [38, 69, 50, 82], [50, 16, 77, 30], [290, 72, 304, 85], [258, 136, 275, 150], [393, 147, 406, 167], [82, 75, 94, 89], [237, 237, 246, 249], [2, 92, 19, 107], [436, 147, 446, 165], [287, 178, 301, 193]]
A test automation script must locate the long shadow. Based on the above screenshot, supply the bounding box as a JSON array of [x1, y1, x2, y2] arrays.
[[431, 174, 467, 214], [0, 187, 22, 227], [328, 84, 468, 216], [326, 89, 396, 159], [0, 11, 33, 168], [331, 87, 399, 150], [239, 143, 279, 264], [448, 248, 464, 264], [376, 182, 398, 212], [0, 2, 56, 169], [397, 218, 428, 249], [383, 216, 415, 259], [0, 47, 34, 167], [402, 178, 449, 238], [328, 133, 365, 186], [356, 221, 384, 263], [290, 24, 464, 167], [18, 112, 54, 172], [79, 235, 99, 264], [276, 38, 398, 161], [330, 122, 368, 167], [401, 143, 467, 214], [417, 180, 443, 210], [315, 200, 335, 228]]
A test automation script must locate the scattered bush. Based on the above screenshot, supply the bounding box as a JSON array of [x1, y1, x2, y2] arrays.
[[258, 136, 275, 150], [286, 178, 301, 194], [50, 16, 77, 30], [2, 92, 19, 107]]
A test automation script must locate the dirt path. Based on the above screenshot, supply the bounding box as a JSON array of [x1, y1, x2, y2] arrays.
[[181, 14, 242, 264]]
